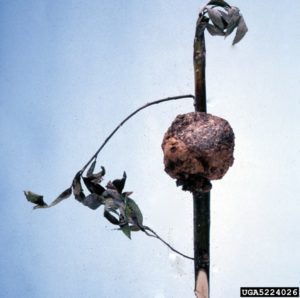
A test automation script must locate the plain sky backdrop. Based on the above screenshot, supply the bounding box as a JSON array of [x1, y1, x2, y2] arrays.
[[1, 1, 299, 297]]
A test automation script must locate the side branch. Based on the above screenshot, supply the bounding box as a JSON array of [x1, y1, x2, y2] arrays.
[[81, 94, 195, 173], [143, 226, 194, 260]]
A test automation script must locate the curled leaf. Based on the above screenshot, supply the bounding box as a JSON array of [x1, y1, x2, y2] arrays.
[[110, 171, 127, 194], [104, 195, 123, 212], [122, 191, 133, 197], [83, 176, 105, 196], [225, 7, 240, 37], [232, 15, 248, 45], [72, 171, 85, 202], [103, 188, 123, 201], [89, 166, 106, 184], [24, 191, 47, 209], [207, 0, 230, 8], [207, 7, 224, 30], [82, 193, 103, 210], [47, 187, 72, 208], [104, 210, 120, 225], [206, 23, 225, 36], [86, 163, 105, 184], [218, 9, 230, 24]]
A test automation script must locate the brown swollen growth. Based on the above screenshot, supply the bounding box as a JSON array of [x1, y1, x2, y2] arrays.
[[162, 112, 234, 192]]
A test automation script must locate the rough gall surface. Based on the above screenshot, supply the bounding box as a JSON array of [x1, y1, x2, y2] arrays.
[[162, 112, 234, 192]]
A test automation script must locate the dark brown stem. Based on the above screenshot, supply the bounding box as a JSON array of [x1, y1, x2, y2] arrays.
[[80, 94, 194, 174], [194, 15, 207, 112], [193, 12, 210, 298]]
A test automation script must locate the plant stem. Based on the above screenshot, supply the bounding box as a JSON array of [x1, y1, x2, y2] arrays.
[[143, 226, 194, 260], [193, 12, 210, 298], [80, 94, 194, 174]]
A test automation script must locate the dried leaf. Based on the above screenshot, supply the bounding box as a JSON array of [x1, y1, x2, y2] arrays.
[[82, 193, 103, 210], [122, 191, 133, 197], [72, 172, 82, 195], [232, 15, 248, 45], [83, 176, 105, 196], [228, 6, 239, 18], [207, 0, 230, 8], [86, 159, 97, 177], [104, 195, 123, 213], [225, 7, 240, 37], [218, 9, 230, 24], [75, 192, 85, 203], [47, 187, 72, 208], [72, 171, 85, 202], [111, 171, 127, 194], [206, 23, 225, 36], [103, 189, 122, 201], [90, 175, 104, 185], [100, 166, 106, 177], [88, 166, 105, 184], [104, 210, 120, 225], [207, 7, 224, 30], [24, 191, 47, 208]]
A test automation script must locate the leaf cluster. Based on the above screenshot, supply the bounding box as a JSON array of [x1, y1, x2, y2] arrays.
[[24, 159, 144, 239], [198, 0, 248, 45]]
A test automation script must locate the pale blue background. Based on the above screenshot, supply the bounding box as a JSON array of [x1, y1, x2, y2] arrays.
[[1, 1, 299, 297]]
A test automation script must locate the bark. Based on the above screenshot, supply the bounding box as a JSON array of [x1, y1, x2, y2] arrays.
[[193, 13, 210, 298]]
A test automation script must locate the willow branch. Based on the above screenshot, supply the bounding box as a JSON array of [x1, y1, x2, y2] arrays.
[[80, 94, 195, 174], [193, 11, 210, 298], [143, 226, 194, 261], [194, 14, 207, 112]]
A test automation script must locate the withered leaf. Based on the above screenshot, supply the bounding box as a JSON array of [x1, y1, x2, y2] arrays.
[[47, 187, 72, 208], [218, 9, 230, 24], [100, 166, 106, 177], [228, 6, 239, 18], [111, 171, 127, 194], [72, 171, 82, 195], [103, 189, 122, 201], [91, 172, 105, 185], [122, 191, 133, 197], [206, 23, 225, 36], [83, 176, 105, 196], [86, 159, 97, 177], [225, 7, 240, 37], [104, 210, 120, 225], [207, 7, 224, 30], [86, 166, 105, 184], [24, 191, 47, 209], [75, 192, 85, 203], [72, 171, 85, 202], [82, 193, 103, 210], [232, 15, 248, 45], [207, 0, 230, 8]]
